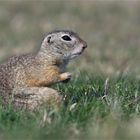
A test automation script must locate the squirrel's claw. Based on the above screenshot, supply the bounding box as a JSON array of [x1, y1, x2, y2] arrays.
[[60, 72, 72, 83]]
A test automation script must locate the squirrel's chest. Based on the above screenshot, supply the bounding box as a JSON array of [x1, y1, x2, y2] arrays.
[[23, 65, 60, 87]]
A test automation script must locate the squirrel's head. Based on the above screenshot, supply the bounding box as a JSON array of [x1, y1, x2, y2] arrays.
[[40, 30, 87, 60]]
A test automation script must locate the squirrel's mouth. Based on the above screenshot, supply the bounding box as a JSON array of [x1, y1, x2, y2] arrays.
[[70, 47, 85, 59], [75, 47, 85, 55]]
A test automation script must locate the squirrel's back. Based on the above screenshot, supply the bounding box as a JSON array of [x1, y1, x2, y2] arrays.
[[0, 54, 35, 90]]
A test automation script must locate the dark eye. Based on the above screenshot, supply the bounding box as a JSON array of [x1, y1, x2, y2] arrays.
[[62, 35, 72, 41]]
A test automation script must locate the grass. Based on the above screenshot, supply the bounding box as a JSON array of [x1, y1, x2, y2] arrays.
[[0, 0, 140, 139], [0, 74, 140, 140]]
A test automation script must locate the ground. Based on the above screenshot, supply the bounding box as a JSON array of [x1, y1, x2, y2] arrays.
[[0, 1, 140, 140]]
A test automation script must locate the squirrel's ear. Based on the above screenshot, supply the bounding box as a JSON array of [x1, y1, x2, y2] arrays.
[[47, 36, 52, 44]]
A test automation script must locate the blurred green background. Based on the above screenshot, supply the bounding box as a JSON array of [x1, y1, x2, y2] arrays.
[[0, 0, 140, 77]]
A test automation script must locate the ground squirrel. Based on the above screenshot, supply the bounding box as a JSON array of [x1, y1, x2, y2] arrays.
[[0, 30, 87, 111]]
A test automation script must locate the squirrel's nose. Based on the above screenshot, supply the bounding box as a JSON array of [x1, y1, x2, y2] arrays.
[[81, 41, 87, 49]]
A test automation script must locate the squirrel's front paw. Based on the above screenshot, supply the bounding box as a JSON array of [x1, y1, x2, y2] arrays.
[[60, 72, 72, 83]]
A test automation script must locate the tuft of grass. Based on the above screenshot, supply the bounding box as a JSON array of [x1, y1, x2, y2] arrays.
[[0, 74, 139, 140]]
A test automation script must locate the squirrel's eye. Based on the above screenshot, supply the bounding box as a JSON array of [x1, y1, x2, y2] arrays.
[[62, 35, 72, 41]]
